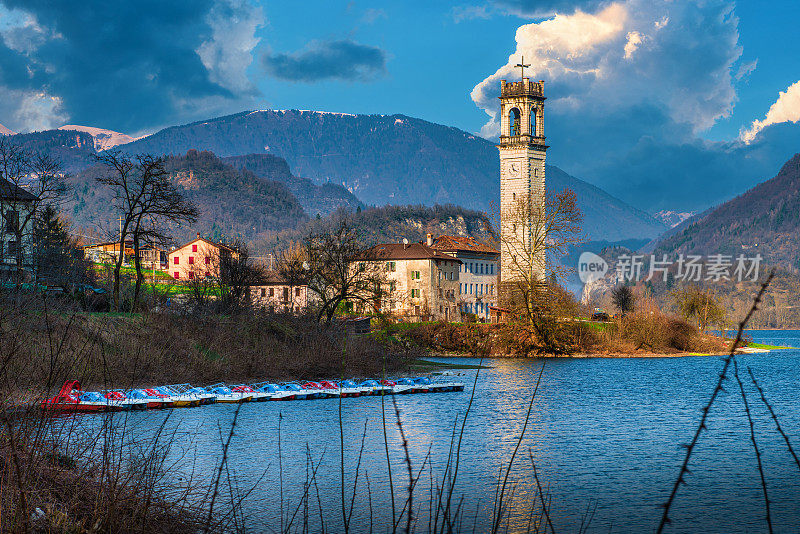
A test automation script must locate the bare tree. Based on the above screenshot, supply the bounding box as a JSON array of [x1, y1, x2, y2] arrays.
[[496, 189, 583, 324], [0, 137, 68, 284], [218, 240, 262, 311], [95, 151, 198, 311], [304, 218, 384, 324], [611, 284, 636, 316], [673, 285, 726, 331], [275, 241, 312, 312]]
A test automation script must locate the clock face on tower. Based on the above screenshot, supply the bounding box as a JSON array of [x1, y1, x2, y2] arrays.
[[509, 161, 521, 178]]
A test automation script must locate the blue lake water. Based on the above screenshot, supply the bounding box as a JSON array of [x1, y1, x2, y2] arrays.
[[68, 330, 800, 533]]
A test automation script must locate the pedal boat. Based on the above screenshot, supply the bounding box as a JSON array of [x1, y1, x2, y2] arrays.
[[393, 378, 418, 394], [232, 385, 270, 402], [42, 381, 127, 412], [183, 385, 217, 405], [301, 381, 327, 399], [154, 386, 201, 407], [208, 384, 252, 403], [338, 379, 362, 397], [126, 389, 173, 409]]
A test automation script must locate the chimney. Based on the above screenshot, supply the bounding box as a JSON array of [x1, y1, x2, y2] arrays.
[[426, 233, 433, 247], [196, 232, 200, 239]]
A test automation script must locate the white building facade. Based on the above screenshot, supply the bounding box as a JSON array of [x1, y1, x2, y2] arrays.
[[430, 234, 499, 322]]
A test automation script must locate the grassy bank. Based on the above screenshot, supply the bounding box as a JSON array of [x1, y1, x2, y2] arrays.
[[389, 311, 732, 357], [1, 294, 419, 397]]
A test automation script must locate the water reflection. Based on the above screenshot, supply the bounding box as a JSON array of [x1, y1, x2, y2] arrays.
[[66, 330, 800, 532]]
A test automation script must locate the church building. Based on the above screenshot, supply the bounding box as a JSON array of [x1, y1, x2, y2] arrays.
[[497, 61, 548, 299]]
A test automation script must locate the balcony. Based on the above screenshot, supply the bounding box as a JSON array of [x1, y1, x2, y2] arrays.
[[501, 79, 545, 98], [498, 134, 547, 148]]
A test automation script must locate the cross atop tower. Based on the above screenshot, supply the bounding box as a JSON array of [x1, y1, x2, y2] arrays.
[[514, 56, 530, 81]]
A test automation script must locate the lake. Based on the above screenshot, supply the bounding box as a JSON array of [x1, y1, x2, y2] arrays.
[[68, 330, 800, 533]]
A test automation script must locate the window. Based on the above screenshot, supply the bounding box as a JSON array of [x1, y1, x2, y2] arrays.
[[260, 288, 266, 297], [469, 284, 473, 295], [490, 264, 494, 275], [3, 210, 19, 234], [411, 289, 420, 298], [295, 287, 301, 297], [174, 257, 179, 265], [205, 272, 210, 278], [269, 288, 275, 297], [283, 287, 289, 300], [530, 106, 537, 135], [188, 256, 194, 265], [480, 263, 484, 274], [358, 262, 365, 272], [509, 107, 521, 136], [411, 270, 421, 280], [205, 257, 210, 265], [389, 281, 396, 291], [192, 244, 198, 252], [188, 272, 194, 280], [386, 261, 396, 272], [491, 284, 495, 295], [174, 272, 179, 279]]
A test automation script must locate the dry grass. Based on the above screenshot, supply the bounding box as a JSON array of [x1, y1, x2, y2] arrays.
[[397, 310, 726, 357], [0, 294, 417, 396]]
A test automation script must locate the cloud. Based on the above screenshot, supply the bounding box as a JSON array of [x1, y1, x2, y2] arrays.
[[452, 5, 493, 23], [740, 79, 800, 143], [734, 58, 757, 81], [196, 0, 264, 94], [263, 39, 386, 83], [361, 8, 387, 24], [0, 0, 264, 134], [470, 0, 774, 212], [490, 0, 611, 18]]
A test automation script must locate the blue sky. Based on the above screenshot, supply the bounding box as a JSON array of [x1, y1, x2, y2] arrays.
[[1, 0, 799, 212]]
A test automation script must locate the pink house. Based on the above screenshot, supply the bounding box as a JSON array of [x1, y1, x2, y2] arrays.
[[168, 234, 237, 281]]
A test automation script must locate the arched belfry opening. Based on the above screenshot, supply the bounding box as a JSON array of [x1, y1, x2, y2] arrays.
[[530, 106, 537, 136], [509, 108, 521, 136]]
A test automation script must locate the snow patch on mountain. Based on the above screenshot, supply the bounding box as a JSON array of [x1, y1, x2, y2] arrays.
[[0, 123, 16, 136], [654, 210, 695, 228], [58, 125, 140, 151]]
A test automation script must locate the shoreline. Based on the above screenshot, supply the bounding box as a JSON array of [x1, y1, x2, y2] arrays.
[[423, 346, 788, 360]]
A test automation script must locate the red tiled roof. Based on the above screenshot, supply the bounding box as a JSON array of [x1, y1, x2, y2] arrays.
[[430, 235, 499, 255], [365, 242, 461, 262]]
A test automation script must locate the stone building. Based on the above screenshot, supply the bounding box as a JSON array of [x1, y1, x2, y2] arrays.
[[0, 178, 36, 276], [429, 234, 499, 321], [84, 241, 166, 270], [497, 75, 547, 293], [168, 234, 238, 281], [357, 242, 461, 322], [249, 271, 310, 314]]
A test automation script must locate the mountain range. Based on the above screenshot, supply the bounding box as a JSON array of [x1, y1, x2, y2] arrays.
[[4, 110, 667, 244], [118, 109, 666, 242], [654, 153, 800, 270]]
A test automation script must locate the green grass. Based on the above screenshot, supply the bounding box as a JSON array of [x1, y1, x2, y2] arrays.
[[581, 320, 614, 333], [747, 342, 796, 350]]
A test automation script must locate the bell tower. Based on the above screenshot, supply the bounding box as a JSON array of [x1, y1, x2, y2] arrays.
[[498, 60, 547, 289]]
